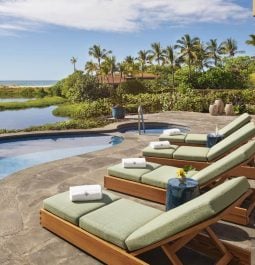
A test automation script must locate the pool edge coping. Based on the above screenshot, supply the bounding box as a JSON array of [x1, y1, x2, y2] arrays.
[[0, 120, 190, 140]]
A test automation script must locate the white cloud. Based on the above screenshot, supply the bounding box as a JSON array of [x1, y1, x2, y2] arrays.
[[0, 0, 250, 34]]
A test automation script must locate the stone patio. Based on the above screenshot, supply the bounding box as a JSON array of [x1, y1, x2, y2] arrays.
[[0, 111, 254, 265]]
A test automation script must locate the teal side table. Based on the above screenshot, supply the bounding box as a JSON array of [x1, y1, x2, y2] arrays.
[[166, 178, 200, 211]]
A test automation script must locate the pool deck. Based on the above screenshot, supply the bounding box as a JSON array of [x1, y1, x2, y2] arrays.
[[0, 111, 255, 265]]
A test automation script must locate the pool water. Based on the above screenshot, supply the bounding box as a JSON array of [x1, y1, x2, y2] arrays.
[[124, 126, 190, 135], [0, 106, 69, 130], [0, 134, 123, 179]]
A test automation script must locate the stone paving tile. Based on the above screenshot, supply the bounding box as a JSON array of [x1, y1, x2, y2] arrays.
[[0, 111, 254, 265]]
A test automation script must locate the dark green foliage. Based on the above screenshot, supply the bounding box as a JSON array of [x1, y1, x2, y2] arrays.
[[175, 66, 248, 90], [123, 93, 171, 113], [23, 118, 112, 131], [171, 88, 255, 114], [49, 80, 64, 96], [53, 99, 112, 118], [142, 78, 172, 93], [36, 88, 48, 98], [20, 88, 38, 97], [0, 86, 52, 98], [117, 80, 147, 95], [54, 71, 113, 102]]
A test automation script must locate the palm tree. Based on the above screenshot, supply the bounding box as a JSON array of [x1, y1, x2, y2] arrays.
[[174, 34, 200, 78], [245, 34, 255, 47], [70, 57, 77, 72], [136, 50, 150, 78], [88, 44, 112, 68], [165, 46, 181, 89], [84, 61, 98, 75], [88, 45, 112, 82], [195, 40, 210, 72], [103, 56, 117, 83], [117, 62, 126, 81], [149, 42, 165, 65], [220, 38, 244, 57], [123, 56, 136, 77], [206, 39, 223, 66], [100, 63, 110, 83]]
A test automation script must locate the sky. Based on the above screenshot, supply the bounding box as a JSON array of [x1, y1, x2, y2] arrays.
[[0, 0, 254, 80]]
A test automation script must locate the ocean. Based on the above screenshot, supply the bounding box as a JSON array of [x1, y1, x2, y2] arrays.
[[0, 80, 58, 87]]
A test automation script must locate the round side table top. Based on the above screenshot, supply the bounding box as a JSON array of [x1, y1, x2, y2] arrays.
[[168, 178, 198, 189]]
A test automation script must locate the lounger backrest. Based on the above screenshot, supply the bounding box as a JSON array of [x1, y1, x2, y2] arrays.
[[125, 177, 249, 251], [218, 113, 251, 137], [192, 140, 255, 185], [207, 122, 255, 161]]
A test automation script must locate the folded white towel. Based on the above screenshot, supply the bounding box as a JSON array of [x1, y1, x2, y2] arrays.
[[149, 141, 171, 149], [163, 128, 181, 135], [69, 184, 102, 202], [122, 158, 146, 168]]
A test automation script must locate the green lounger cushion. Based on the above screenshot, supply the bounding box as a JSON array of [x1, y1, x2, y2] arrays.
[[173, 146, 210, 162], [43, 191, 120, 225], [207, 122, 255, 161], [193, 140, 255, 185], [79, 199, 163, 249], [218, 113, 251, 137], [141, 166, 198, 189], [125, 177, 249, 251], [142, 145, 178, 158], [158, 113, 251, 145], [185, 134, 208, 144], [159, 134, 186, 143], [107, 162, 161, 182]]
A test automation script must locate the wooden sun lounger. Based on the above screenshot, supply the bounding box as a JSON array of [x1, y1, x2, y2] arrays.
[[40, 190, 251, 265], [145, 155, 255, 180], [104, 174, 255, 226], [160, 113, 252, 147]]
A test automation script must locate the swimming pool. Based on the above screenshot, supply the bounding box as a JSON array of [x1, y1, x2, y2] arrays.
[[0, 134, 123, 179]]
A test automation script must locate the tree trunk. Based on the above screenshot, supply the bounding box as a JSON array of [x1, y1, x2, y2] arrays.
[[172, 68, 175, 90], [188, 58, 191, 79]]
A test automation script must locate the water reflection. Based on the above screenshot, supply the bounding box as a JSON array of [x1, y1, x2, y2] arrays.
[[0, 106, 68, 130]]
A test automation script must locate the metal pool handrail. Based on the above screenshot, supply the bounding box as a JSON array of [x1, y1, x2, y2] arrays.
[[138, 105, 145, 135]]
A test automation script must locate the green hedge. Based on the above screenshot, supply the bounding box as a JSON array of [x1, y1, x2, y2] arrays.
[[23, 118, 112, 131], [0, 86, 51, 98], [53, 98, 112, 119]]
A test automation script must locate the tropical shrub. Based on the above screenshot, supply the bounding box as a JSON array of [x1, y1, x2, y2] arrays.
[[55, 71, 113, 102], [175, 63, 251, 90], [53, 98, 112, 118]]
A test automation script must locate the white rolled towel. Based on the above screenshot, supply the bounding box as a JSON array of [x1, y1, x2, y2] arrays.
[[149, 141, 171, 149], [69, 184, 102, 202], [122, 158, 146, 168], [163, 128, 181, 135]]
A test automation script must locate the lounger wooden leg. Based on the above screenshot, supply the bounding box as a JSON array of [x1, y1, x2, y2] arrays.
[[247, 191, 255, 217], [161, 227, 232, 265], [161, 244, 183, 265], [205, 227, 232, 265], [161, 231, 200, 265]]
